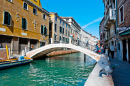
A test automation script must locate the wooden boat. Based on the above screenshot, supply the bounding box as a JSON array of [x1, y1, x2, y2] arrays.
[[0, 57, 33, 70], [0, 45, 33, 70]]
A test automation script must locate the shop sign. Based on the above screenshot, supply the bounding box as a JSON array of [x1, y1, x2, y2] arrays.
[[0, 28, 6, 32], [117, 27, 126, 31]]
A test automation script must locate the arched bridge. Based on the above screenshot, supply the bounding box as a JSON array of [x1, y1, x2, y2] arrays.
[[26, 44, 101, 62]]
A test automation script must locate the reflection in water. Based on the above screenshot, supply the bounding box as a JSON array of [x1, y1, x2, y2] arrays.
[[0, 53, 96, 86]]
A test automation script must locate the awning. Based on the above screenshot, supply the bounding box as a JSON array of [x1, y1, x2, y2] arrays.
[[119, 29, 130, 36]]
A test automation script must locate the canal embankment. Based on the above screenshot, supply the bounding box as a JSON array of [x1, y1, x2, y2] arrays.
[[84, 55, 114, 86], [47, 50, 79, 57]]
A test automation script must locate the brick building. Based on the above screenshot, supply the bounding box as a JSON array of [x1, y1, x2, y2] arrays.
[[100, 0, 130, 63], [117, 0, 130, 62]]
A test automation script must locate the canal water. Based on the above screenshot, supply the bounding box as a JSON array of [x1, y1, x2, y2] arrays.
[[0, 52, 96, 86]]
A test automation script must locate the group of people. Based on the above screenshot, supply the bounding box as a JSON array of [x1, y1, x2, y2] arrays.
[[95, 44, 105, 54], [95, 42, 115, 59]]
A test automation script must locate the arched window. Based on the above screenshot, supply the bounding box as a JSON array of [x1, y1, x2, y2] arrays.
[[22, 18, 27, 29], [44, 26, 47, 35], [41, 25, 47, 35], [4, 11, 11, 25]]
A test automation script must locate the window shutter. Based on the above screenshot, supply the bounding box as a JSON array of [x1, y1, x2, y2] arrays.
[[22, 18, 24, 29], [8, 12, 11, 25], [41, 25, 43, 34], [4, 11, 5, 24], [46, 27, 47, 35], [25, 19, 27, 29], [43, 26, 45, 34]]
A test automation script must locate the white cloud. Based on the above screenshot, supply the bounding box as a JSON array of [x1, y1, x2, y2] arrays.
[[82, 17, 103, 29]]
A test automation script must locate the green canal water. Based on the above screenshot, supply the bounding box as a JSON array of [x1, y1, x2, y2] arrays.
[[0, 53, 96, 86]]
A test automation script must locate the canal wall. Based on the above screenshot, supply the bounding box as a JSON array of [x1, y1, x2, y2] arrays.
[[47, 50, 79, 57], [84, 55, 114, 86]]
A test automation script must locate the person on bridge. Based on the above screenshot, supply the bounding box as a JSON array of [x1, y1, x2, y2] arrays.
[[0, 44, 3, 48], [101, 45, 104, 54], [95, 44, 99, 54], [30, 44, 33, 51]]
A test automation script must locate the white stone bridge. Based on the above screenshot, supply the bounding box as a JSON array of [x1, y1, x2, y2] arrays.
[[26, 44, 101, 61]]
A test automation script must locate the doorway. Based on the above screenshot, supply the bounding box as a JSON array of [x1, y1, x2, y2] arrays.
[[123, 40, 127, 61], [128, 39, 130, 63]]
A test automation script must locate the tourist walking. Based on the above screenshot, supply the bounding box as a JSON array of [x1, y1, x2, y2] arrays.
[[110, 42, 115, 59], [0, 44, 3, 48]]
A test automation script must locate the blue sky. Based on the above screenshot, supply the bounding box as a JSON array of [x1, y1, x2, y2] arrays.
[[41, 0, 104, 38]]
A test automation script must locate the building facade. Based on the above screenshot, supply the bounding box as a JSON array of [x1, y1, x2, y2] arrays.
[[101, 0, 130, 63], [61, 17, 81, 45], [0, 0, 49, 55], [80, 29, 90, 48], [117, 0, 130, 62], [49, 12, 71, 44]]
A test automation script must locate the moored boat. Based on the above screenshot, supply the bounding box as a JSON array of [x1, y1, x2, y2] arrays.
[[0, 57, 33, 70], [0, 45, 33, 70]]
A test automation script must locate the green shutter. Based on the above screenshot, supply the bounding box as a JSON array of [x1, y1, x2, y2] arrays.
[[7, 12, 11, 25], [25, 19, 27, 29], [4, 11, 5, 24], [46, 27, 47, 35], [22, 18, 24, 29], [43, 26, 45, 34]]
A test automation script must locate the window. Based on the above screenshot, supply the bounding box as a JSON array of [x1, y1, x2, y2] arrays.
[[68, 31, 70, 37], [55, 16, 57, 21], [66, 38, 68, 43], [3, 11, 11, 25], [66, 24, 67, 28], [33, 8, 37, 15], [43, 14, 46, 19], [44, 27, 47, 35], [59, 36, 61, 41], [66, 19, 69, 22], [23, 2, 28, 10], [22, 18, 27, 29], [41, 25, 47, 35], [63, 37, 65, 42], [66, 30, 67, 36], [60, 26, 62, 34], [55, 24, 57, 32], [118, 43, 120, 50], [41, 25, 44, 34], [6, 0, 12, 2], [119, 5, 124, 23], [60, 19, 62, 23], [63, 28, 64, 34], [54, 34, 57, 40]]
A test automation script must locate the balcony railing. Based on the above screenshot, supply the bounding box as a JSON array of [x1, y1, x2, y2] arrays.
[[104, 8, 116, 26]]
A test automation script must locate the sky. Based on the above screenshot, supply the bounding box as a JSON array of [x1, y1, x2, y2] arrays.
[[41, 0, 104, 39]]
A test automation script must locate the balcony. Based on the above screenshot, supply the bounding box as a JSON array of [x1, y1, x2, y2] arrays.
[[104, 8, 116, 27]]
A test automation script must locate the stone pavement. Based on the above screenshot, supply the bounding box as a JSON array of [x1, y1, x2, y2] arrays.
[[110, 59, 130, 86]]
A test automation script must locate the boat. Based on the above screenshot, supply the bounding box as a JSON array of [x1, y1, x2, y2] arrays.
[[0, 45, 33, 70], [0, 58, 33, 70]]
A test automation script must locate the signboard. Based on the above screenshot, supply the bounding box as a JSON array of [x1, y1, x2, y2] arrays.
[[117, 27, 126, 31]]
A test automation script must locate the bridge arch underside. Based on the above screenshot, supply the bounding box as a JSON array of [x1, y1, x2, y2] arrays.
[[26, 44, 100, 61]]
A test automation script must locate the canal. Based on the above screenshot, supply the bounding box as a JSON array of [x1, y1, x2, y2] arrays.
[[0, 52, 96, 86]]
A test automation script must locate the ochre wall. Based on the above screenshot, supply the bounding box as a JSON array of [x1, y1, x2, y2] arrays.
[[0, 0, 49, 43]]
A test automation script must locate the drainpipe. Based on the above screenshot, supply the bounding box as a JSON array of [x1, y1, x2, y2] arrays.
[[116, 0, 118, 58]]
